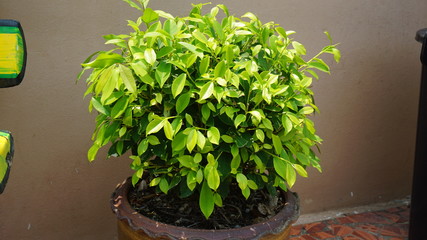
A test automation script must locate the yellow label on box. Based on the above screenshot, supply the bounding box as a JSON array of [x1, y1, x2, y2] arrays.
[[0, 32, 24, 78], [0, 136, 10, 182]]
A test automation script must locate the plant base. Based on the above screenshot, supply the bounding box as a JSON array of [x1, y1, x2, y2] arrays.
[[111, 178, 300, 240]]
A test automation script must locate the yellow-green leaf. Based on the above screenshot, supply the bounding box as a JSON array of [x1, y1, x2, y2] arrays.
[[199, 82, 214, 100], [171, 73, 186, 98], [146, 119, 164, 135], [200, 181, 214, 219], [163, 119, 173, 140], [144, 48, 156, 66], [186, 128, 198, 152], [207, 127, 220, 145]]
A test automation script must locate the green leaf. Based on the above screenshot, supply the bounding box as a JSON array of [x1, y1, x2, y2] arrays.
[[214, 61, 226, 78], [252, 154, 266, 172], [178, 155, 196, 168], [111, 96, 129, 119], [225, 45, 234, 65], [159, 177, 169, 194], [231, 145, 239, 157], [299, 106, 314, 115], [146, 119, 164, 135], [197, 169, 204, 183], [88, 144, 100, 162], [273, 157, 287, 181], [282, 115, 293, 134], [157, 46, 175, 58], [176, 92, 191, 114], [294, 164, 308, 177], [144, 48, 156, 66], [122, 0, 142, 10], [147, 135, 161, 145], [163, 119, 174, 140], [81, 53, 124, 68], [186, 128, 198, 152], [194, 153, 202, 164], [185, 113, 194, 126], [137, 139, 148, 155], [221, 135, 234, 143], [332, 47, 341, 63], [236, 173, 248, 190], [249, 110, 264, 122], [255, 129, 265, 142], [242, 12, 258, 21], [207, 168, 220, 191], [156, 62, 172, 88], [100, 67, 118, 103], [296, 152, 310, 165], [275, 27, 288, 38], [261, 118, 273, 131], [308, 59, 330, 73], [178, 42, 203, 57], [118, 65, 137, 95], [234, 114, 246, 128], [207, 127, 220, 145], [119, 126, 127, 137], [164, 19, 178, 35], [90, 97, 109, 115], [186, 171, 197, 190], [142, 7, 159, 24], [94, 66, 114, 95], [230, 155, 241, 174], [192, 29, 208, 43], [292, 41, 306, 55], [199, 82, 214, 100], [286, 163, 296, 188], [212, 20, 225, 41], [172, 132, 187, 153], [200, 181, 215, 219], [171, 73, 187, 98], [272, 134, 283, 155], [324, 31, 333, 43], [217, 4, 229, 16], [149, 177, 161, 187], [241, 187, 250, 199], [197, 131, 206, 150], [247, 180, 258, 190], [214, 193, 223, 207], [201, 104, 211, 122], [199, 56, 210, 75], [130, 62, 155, 87]]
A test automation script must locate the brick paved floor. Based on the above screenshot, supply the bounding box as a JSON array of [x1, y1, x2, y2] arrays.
[[290, 205, 409, 239]]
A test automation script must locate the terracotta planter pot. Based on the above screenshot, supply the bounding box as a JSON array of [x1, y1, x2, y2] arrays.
[[111, 178, 300, 240]]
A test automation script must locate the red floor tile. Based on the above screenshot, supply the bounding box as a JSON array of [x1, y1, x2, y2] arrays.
[[328, 224, 354, 236], [336, 216, 356, 224], [352, 229, 380, 240], [300, 235, 318, 240], [311, 231, 335, 239], [343, 236, 363, 240], [290, 224, 304, 236], [304, 222, 328, 233], [379, 225, 408, 237], [359, 224, 382, 233], [347, 212, 391, 224], [291, 205, 409, 239], [376, 211, 401, 223]]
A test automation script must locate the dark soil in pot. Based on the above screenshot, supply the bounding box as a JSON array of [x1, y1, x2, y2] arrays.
[[128, 181, 286, 230], [111, 178, 299, 240]]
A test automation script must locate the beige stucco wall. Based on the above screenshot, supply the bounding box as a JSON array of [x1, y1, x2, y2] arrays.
[[0, 0, 425, 239]]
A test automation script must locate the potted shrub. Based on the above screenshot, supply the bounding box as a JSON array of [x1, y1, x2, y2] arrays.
[[78, 0, 340, 239]]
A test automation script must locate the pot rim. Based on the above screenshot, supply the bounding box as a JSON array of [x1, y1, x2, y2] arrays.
[[111, 177, 299, 240]]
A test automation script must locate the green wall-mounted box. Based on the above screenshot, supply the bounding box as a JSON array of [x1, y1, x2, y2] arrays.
[[0, 19, 26, 88]]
